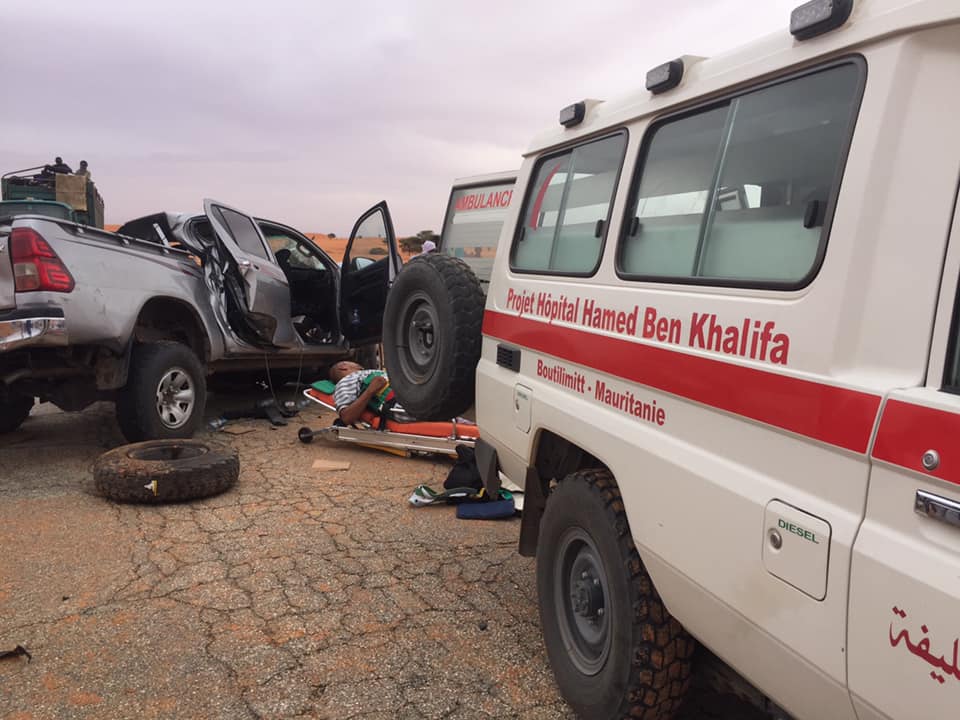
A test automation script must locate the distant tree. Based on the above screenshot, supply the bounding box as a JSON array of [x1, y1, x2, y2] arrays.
[[327, 232, 336, 239], [369, 247, 387, 256], [399, 230, 438, 254], [399, 236, 421, 253]]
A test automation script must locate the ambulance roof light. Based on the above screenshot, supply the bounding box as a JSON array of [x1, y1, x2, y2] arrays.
[[790, 0, 854, 41], [559, 102, 586, 128], [646, 59, 684, 95]]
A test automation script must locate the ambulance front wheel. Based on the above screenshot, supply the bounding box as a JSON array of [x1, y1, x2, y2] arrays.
[[537, 468, 695, 719]]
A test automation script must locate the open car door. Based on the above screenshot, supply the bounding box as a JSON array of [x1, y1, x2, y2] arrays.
[[204, 198, 297, 348], [340, 201, 401, 346]]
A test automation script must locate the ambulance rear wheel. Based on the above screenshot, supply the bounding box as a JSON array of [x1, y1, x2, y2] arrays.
[[383, 254, 484, 420], [537, 469, 695, 719]]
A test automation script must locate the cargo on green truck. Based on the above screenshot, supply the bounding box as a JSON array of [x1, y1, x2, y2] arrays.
[[1, 165, 105, 228]]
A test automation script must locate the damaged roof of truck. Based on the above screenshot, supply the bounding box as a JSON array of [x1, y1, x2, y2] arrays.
[[525, 0, 960, 155], [116, 212, 186, 243], [117, 210, 228, 253]]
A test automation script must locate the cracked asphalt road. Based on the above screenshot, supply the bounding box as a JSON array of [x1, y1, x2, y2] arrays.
[[0, 393, 764, 720]]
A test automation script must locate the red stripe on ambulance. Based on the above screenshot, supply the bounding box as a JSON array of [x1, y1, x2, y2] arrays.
[[873, 400, 960, 486], [482, 310, 881, 453]]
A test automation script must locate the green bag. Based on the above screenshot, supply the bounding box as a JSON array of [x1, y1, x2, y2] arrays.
[[360, 371, 395, 413]]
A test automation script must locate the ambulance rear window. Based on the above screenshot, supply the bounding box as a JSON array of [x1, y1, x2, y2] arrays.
[[512, 132, 627, 276], [618, 59, 864, 289], [441, 180, 515, 284]]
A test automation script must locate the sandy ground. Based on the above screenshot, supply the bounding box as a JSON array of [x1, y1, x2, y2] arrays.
[[0, 392, 763, 720]]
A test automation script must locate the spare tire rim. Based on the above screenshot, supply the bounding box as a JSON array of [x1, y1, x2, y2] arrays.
[[398, 291, 440, 382], [155, 367, 195, 429], [126, 442, 209, 462], [554, 527, 611, 676]]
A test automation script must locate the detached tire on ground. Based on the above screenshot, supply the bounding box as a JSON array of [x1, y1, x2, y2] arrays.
[[537, 469, 695, 719], [116, 341, 207, 442], [383, 254, 484, 420], [93, 439, 239, 503], [0, 394, 33, 434]]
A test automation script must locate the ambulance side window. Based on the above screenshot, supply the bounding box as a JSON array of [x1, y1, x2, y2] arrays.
[[618, 61, 863, 288], [943, 283, 960, 393], [512, 132, 627, 276]]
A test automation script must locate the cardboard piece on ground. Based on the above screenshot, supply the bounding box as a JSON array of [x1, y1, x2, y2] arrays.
[[312, 459, 351, 472]]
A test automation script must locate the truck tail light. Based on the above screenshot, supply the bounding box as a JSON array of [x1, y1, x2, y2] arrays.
[[10, 227, 75, 293]]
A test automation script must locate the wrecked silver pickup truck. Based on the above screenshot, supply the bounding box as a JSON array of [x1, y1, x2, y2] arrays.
[[0, 199, 401, 440]]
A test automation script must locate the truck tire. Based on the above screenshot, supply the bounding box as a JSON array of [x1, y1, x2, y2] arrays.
[[354, 342, 382, 369], [93, 439, 239, 503], [537, 469, 695, 719], [383, 254, 484, 420], [116, 341, 207, 443], [0, 395, 33, 434]]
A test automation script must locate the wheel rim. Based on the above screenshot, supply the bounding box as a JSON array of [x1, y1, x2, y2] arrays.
[[396, 291, 441, 384], [155, 367, 196, 429], [127, 443, 208, 462], [554, 527, 612, 676]]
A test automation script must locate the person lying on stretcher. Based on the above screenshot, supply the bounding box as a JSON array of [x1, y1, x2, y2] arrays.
[[312, 361, 477, 445], [329, 361, 397, 426]]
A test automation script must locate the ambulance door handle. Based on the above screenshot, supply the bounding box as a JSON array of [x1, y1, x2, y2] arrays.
[[915, 490, 960, 530]]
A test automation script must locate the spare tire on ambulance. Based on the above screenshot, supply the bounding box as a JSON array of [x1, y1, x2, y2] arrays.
[[384, 170, 516, 419]]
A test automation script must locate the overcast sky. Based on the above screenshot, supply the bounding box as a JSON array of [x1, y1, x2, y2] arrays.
[[4, 0, 799, 236]]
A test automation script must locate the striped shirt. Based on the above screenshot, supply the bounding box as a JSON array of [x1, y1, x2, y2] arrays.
[[333, 370, 385, 412]]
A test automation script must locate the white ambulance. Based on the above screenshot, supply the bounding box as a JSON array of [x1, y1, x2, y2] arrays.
[[437, 170, 517, 288], [383, 1, 960, 718]]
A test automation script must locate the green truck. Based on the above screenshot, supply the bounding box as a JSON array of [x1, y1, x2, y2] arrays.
[[1, 165, 104, 228]]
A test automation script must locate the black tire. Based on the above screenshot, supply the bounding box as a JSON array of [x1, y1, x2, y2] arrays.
[[116, 341, 207, 442], [383, 254, 484, 419], [354, 342, 382, 370], [0, 394, 33, 434], [93, 439, 239, 503], [537, 469, 695, 719]]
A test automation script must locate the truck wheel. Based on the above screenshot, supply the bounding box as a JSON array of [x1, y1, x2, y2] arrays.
[[537, 469, 694, 719], [0, 395, 33, 434], [116, 341, 207, 443], [354, 342, 382, 369], [93, 439, 239, 503], [383, 254, 484, 419]]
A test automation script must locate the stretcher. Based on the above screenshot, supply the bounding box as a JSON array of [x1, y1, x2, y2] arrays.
[[299, 381, 479, 457]]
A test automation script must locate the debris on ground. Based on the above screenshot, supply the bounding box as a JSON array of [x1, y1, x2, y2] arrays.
[[311, 459, 351, 472], [218, 425, 257, 436], [209, 398, 306, 430], [407, 484, 516, 519], [0, 645, 31, 663]]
